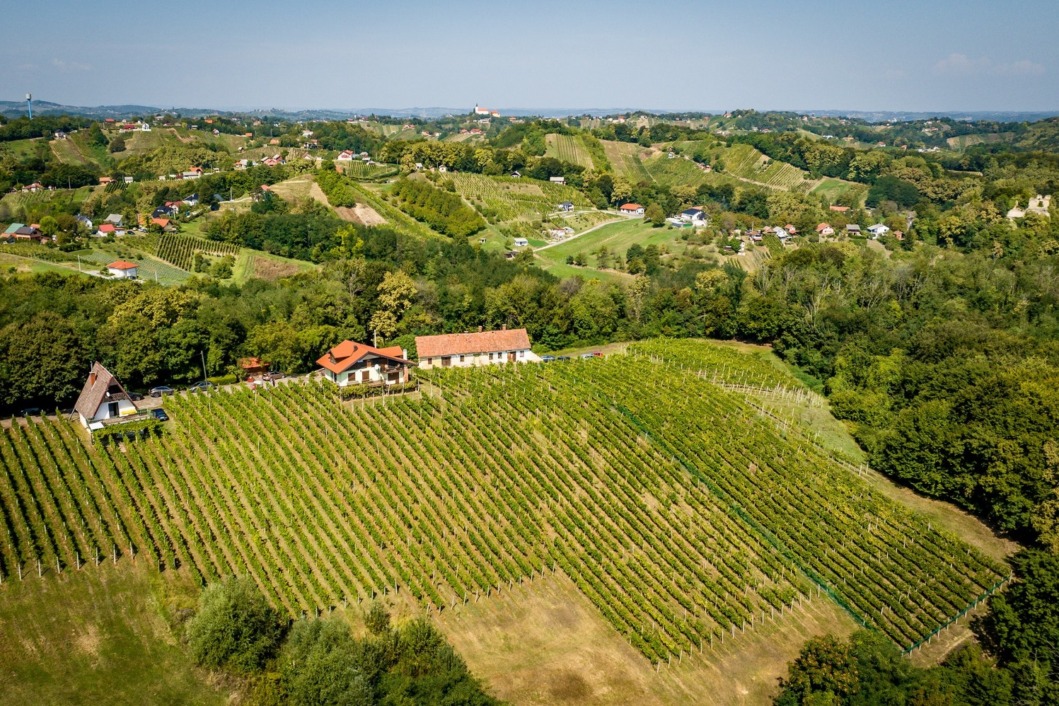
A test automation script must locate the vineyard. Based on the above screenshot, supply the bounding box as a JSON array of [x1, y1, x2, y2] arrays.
[[721, 143, 814, 191], [602, 140, 652, 182], [339, 161, 399, 180], [545, 134, 595, 169], [0, 341, 1006, 665], [155, 234, 240, 271]]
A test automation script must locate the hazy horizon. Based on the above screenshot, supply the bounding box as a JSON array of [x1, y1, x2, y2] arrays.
[[3, 0, 1057, 113]]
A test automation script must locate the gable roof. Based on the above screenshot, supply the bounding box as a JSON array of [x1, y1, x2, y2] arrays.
[[4, 223, 25, 234], [74, 362, 130, 420], [316, 340, 410, 374], [107, 260, 137, 270], [98, 223, 116, 233], [619, 203, 643, 211], [816, 222, 832, 232], [415, 328, 531, 358]]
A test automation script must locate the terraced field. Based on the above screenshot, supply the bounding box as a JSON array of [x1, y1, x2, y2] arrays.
[[0, 341, 1006, 666], [722, 144, 814, 190]]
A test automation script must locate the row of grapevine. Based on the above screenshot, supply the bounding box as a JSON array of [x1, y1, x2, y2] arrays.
[[155, 234, 240, 271]]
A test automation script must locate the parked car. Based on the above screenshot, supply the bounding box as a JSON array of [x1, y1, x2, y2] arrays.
[[149, 386, 175, 398], [556, 356, 572, 361], [188, 381, 214, 393], [540, 355, 556, 363], [151, 408, 169, 422], [20, 407, 42, 417], [580, 353, 595, 359], [129, 392, 144, 402], [263, 371, 286, 381]]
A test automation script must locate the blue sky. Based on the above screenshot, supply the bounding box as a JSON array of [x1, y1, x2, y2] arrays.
[[3, 0, 1057, 112]]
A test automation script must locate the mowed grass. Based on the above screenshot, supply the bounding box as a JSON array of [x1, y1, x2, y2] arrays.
[[438, 569, 858, 706], [537, 218, 685, 266], [545, 134, 595, 169], [0, 563, 227, 706]]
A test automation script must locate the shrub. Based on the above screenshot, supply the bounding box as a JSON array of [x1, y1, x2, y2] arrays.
[[185, 577, 284, 673]]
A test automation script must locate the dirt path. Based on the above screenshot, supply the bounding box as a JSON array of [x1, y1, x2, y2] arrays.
[[306, 181, 386, 225]]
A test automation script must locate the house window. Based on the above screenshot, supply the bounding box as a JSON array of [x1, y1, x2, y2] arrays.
[[518, 350, 525, 358], [107, 401, 119, 417], [459, 355, 466, 363]]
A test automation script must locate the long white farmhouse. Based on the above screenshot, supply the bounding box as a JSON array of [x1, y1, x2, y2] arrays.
[[415, 328, 538, 369]]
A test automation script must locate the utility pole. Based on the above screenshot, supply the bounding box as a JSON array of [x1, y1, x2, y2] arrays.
[[26, 93, 32, 120], [201, 350, 208, 382]]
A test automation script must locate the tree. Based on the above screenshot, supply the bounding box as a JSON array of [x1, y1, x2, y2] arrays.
[[0, 311, 86, 409], [280, 619, 374, 706], [108, 135, 126, 153], [370, 270, 417, 341], [775, 634, 859, 705], [185, 577, 284, 673], [644, 203, 666, 227]]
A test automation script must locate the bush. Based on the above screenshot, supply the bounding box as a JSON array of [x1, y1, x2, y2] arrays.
[[185, 577, 284, 673], [336, 381, 416, 400], [207, 374, 238, 386], [280, 619, 374, 706]]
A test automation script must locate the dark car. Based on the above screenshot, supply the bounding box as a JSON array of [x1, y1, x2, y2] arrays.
[[540, 355, 556, 363], [151, 408, 169, 422], [129, 392, 144, 402], [149, 386, 175, 398], [188, 381, 214, 393], [20, 407, 42, 417], [556, 356, 572, 361]]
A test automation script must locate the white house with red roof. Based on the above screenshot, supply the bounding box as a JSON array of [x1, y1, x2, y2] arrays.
[[317, 340, 413, 387], [107, 260, 138, 278], [74, 362, 138, 429], [337, 150, 355, 161], [415, 327, 538, 370], [619, 203, 645, 215]]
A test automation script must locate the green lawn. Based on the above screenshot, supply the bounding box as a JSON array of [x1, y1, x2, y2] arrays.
[[0, 563, 227, 706], [536, 218, 686, 266]]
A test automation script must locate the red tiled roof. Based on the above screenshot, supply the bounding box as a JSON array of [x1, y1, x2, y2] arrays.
[[415, 329, 531, 358], [107, 260, 137, 270], [98, 224, 116, 233], [316, 340, 410, 374], [619, 203, 643, 211], [151, 218, 170, 228], [829, 205, 850, 212], [816, 222, 831, 231]]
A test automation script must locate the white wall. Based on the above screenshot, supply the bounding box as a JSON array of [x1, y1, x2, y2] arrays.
[[418, 349, 539, 369]]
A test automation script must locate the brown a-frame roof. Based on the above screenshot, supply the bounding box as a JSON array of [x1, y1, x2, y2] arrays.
[[73, 362, 130, 420]]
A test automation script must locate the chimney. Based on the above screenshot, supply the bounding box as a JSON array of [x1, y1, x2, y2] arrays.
[[88, 368, 97, 386], [328, 352, 336, 364]]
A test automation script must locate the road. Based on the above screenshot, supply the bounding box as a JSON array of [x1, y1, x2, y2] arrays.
[[534, 215, 627, 251]]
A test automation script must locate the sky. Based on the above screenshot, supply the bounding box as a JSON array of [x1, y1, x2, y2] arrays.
[[3, 0, 1057, 113]]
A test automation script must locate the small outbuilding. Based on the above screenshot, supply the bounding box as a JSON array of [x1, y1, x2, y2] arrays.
[[107, 260, 138, 278]]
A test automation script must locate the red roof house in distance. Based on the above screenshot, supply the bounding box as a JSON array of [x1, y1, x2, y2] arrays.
[[415, 327, 538, 369], [317, 340, 412, 387], [829, 205, 850, 213], [619, 203, 645, 215]]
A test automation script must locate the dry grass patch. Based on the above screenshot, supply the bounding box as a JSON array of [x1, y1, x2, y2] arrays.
[[436, 570, 857, 706]]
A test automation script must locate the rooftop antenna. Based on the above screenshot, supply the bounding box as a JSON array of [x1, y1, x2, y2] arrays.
[[26, 93, 32, 119]]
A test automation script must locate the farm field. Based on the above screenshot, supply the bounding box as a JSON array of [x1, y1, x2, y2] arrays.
[[0, 562, 226, 706], [720, 143, 815, 191], [452, 173, 592, 224], [0, 340, 1007, 683], [602, 140, 653, 182], [545, 134, 595, 169], [809, 177, 868, 205]]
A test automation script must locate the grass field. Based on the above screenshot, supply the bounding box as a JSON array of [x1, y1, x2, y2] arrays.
[[0, 562, 226, 706], [536, 218, 689, 270], [546, 134, 595, 169], [439, 569, 857, 705]]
